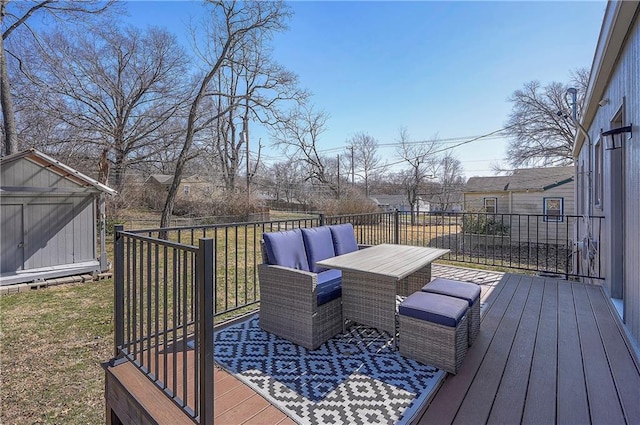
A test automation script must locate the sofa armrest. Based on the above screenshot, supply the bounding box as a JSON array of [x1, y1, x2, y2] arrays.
[[258, 264, 318, 313]]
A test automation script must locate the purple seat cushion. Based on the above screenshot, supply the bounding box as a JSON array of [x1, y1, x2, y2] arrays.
[[329, 223, 359, 255], [316, 269, 342, 306], [262, 229, 310, 271], [399, 292, 467, 327], [421, 278, 481, 307], [301, 227, 336, 273]]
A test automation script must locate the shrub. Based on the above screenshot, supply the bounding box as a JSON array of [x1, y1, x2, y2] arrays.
[[172, 192, 265, 222], [315, 190, 379, 216], [462, 213, 510, 236]]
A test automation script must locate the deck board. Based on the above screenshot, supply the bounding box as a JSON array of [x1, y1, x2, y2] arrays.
[[556, 281, 590, 424], [573, 284, 626, 424], [486, 275, 542, 424], [418, 273, 520, 425], [586, 285, 640, 422], [521, 279, 558, 424], [106, 269, 640, 425], [417, 274, 640, 425], [452, 275, 531, 424]]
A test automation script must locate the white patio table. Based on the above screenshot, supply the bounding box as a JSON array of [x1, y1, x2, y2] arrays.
[[317, 243, 450, 348]]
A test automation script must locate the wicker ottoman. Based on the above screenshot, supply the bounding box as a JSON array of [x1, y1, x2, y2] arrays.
[[422, 278, 481, 346], [399, 292, 468, 374]]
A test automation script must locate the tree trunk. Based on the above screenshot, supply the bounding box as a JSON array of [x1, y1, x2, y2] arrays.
[[0, 32, 18, 155]]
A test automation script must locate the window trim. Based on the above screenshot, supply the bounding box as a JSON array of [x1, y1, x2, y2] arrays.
[[543, 197, 564, 222], [483, 197, 497, 214], [594, 138, 603, 208]]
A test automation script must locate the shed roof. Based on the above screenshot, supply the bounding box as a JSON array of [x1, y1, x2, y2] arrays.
[[465, 166, 574, 193], [0, 148, 117, 195]]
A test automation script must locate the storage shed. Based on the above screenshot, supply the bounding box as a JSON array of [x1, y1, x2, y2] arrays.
[[0, 148, 116, 286]]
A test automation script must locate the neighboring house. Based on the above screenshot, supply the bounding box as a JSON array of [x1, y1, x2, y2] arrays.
[[144, 174, 214, 209], [430, 192, 463, 213], [0, 148, 116, 285], [369, 194, 429, 213], [572, 1, 640, 347], [463, 166, 575, 244]]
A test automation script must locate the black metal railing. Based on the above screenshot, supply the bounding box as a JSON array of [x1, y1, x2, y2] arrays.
[[112, 211, 604, 423]]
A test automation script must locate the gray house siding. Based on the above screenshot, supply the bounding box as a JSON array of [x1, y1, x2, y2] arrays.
[[573, 1, 640, 346]]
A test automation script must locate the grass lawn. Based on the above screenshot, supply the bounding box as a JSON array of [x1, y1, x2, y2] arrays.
[[0, 279, 114, 424]]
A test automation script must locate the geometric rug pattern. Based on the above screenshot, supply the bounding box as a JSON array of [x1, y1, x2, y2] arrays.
[[214, 315, 445, 425]]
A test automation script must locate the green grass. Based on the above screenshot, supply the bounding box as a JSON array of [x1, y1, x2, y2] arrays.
[[0, 217, 544, 424], [0, 280, 114, 425]]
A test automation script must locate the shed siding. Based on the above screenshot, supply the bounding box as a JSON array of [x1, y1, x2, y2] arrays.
[[27, 203, 74, 268], [576, 10, 640, 343], [0, 204, 24, 273], [2, 159, 77, 189], [1, 156, 101, 280]]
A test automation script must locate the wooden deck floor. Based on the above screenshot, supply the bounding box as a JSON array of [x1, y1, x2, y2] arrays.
[[106, 270, 640, 425], [417, 273, 640, 425]]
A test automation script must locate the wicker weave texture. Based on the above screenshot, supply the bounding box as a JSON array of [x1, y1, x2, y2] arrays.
[[468, 301, 480, 346], [258, 264, 342, 350], [342, 270, 397, 336], [397, 265, 431, 297], [399, 313, 468, 374]]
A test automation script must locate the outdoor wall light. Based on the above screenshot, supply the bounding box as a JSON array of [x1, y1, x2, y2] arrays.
[[602, 124, 633, 150]]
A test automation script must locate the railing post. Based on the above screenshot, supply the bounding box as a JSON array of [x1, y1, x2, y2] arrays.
[[319, 213, 325, 227], [114, 224, 125, 358], [394, 209, 400, 244], [198, 238, 215, 425]]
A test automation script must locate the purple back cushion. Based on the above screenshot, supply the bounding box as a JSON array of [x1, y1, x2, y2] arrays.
[[263, 229, 310, 271], [329, 223, 359, 255], [301, 227, 336, 273]]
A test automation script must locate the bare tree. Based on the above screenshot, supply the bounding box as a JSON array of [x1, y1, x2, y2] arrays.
[[17, 24, 190, 192], [161, 0, 292, 228], [432, 152, 465, 212], [271, 105, 340, 197], [345, 132, 386, 196], [263, 158, 306, 204], [203, 39, 303, 192], [1, 0, 117, 156], [396, 128, 440, 224], [504, 68, 590, 168]]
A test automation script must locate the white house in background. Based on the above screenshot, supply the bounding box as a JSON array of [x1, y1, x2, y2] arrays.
[[463, 167, 575, 245], [573, 0, 640, 348], [369, 194, 429, 213]]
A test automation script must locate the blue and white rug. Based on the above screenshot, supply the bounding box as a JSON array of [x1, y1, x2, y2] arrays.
[[214, 315, 445, 425]]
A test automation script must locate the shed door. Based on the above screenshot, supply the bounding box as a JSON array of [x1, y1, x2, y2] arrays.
[[1, 204, 25, 273], [25, 203, 74, 269]]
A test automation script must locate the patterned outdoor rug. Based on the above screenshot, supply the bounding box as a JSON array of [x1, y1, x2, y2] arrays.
[[214, 315, 445, 425]]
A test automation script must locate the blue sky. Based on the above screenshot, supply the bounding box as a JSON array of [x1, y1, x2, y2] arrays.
[[124, 1, 606, 177]]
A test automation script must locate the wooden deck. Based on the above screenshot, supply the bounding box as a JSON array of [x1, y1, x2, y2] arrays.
[[105, 352, 295, 425], [105, 271, 640, 425], [417, 273, 640, 425]]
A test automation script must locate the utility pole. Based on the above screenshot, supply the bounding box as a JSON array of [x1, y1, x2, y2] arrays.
[[243, 112, 250, 194], [349, 146, 355, 187], [337, 154, 340, 199]]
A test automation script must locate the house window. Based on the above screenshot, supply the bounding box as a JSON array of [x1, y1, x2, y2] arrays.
[[594, 138, 603, 208], [483, 197, 497, 213], [543, 197, 564, 222]]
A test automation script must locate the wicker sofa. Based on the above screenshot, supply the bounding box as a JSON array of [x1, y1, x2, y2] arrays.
[[258, 224, 360, 350]]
